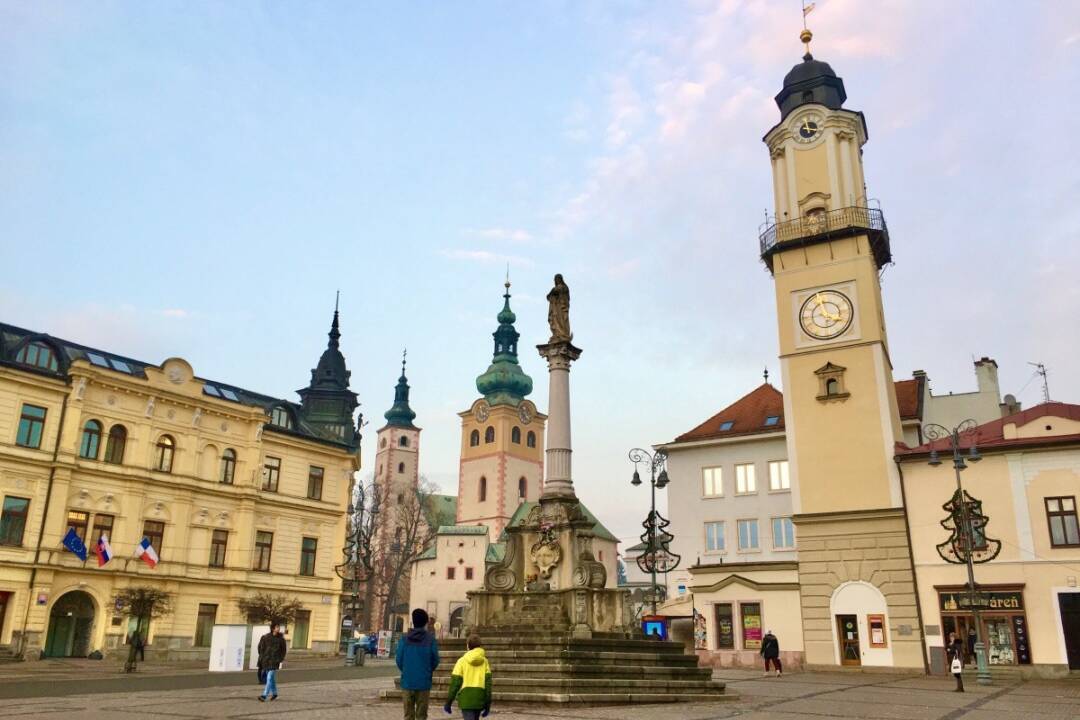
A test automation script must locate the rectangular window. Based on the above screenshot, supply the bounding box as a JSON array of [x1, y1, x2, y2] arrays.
[[772, 517, 795, 549], [714, 603, 735, 649], [209, 529, 228, 568], [737, 519, 759, 550], [293, 609, 311, 649], [263, 457, 281, 492], [300, 537, 318, 576], [705, 521, 725, 552], [194, 604, 218, 647], [702, 467, 723, 497], [735, 463, 756, 494], [307, 466, 324, 500], [254, 531, 273, 572], [768, 460, 790, 491], [66, 510, 90, 543], [465, 567, 474, 581], [446, 567, 455, 580], [1046, 496, 1080, 547], [0, 497, 30, 546], [92, 514, 114, 543], [143, 520, 165, 555], [16, 404, 47, 448], [740, 602, 763, 650]]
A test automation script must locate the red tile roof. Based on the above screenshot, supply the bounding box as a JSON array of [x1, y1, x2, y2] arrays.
[[897, 402, 1080, 457], [674, 377, 925, 444]]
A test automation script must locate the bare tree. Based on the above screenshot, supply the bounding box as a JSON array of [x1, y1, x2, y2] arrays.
[[237, 592, 304, 626], [377, 477, 440, 631], [336, 475, 382, 632]]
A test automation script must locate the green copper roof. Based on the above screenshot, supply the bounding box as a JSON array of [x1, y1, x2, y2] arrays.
[[486, 542, 506, 563], [383, 351, 417, 429], [475, 281, 533, 407]]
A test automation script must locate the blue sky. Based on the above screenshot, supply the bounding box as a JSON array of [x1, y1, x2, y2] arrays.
[[3, 1, 1079, 547]]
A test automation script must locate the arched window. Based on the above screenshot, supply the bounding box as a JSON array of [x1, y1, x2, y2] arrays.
[[380, 437, 387, 448], [511, 427, 521, 444], [518, 476, 527, 501], [156, 435, 175, 473], [470, 430, 480, 447], [527, 431, 537, 448], [397, 492, 404, 504], [79, 420, 102, 459], [398, 462, 405, 473], [220, 449, 237, 484], [16, 341, 59, 372], [399, 436, 409, 447], [825, 378, 839, 396], [104, 425, 127, 464], [270, 406, 293, 429], [484, 426, 495, 444], [479, 476, 487, 502]]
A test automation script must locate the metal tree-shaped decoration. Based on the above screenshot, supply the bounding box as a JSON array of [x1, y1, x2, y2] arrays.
[[637, 510, 681, 575], [936, 488, 1002, 564]]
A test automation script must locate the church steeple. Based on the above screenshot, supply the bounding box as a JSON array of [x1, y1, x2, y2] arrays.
[[476, 278, 533, 407], [297, 294, 359, 447], [383, 350, 418, 429]]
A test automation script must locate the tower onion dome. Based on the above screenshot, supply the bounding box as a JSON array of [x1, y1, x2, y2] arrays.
[[475, 280, 533, 406], [383, 352, 417, 428], [775, 30, 847, 120]]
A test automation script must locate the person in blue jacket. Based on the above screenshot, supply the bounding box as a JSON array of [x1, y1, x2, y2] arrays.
[[396, 608, 441, 720]]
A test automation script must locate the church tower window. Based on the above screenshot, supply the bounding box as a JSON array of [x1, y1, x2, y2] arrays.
[[479, 476, 487, 502], [511, 427, 521, 444], [527, 431, 537, 448], [470, 430, 480, 447], [484, 426, 495, 444]]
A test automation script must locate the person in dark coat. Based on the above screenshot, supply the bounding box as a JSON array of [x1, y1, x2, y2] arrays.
[[966, 627, 977, 664], [947, 632, 965, 692], [760, 630, 782, 677], [396, 608, 440, 720], [257, 622, 287, 702]]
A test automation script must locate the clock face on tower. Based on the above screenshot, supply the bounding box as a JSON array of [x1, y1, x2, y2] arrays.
[[518, 404, 533, 424], [474, 402, 490, 423], [799, 290, 854, 340], [794, 114, 822, 143]]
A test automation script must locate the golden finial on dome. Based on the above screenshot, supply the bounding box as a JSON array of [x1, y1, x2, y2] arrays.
[[801, 1, 815, 57]]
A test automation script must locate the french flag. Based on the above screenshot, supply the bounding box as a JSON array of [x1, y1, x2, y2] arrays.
[[95, 534, 113, 567], [136, 537, 159, 569]]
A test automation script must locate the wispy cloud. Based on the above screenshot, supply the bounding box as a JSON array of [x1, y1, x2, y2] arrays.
[[439, 249, 533, 267], [160, 308, 190, 319], [464, 227, 534, 243]]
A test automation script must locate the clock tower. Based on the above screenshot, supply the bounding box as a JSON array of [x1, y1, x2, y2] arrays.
[[456, 280, 546, 540], [761, 31, 922, 670]]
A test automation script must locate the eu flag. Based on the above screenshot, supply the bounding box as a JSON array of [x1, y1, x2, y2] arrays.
[[62, 528, 88, 561]]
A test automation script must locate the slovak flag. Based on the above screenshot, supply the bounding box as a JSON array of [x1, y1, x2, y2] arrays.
[[95, 534, 113, 567], [136, 537, 159, 569]]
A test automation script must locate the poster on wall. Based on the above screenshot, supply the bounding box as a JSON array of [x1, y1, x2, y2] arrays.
[[248, 625, 270, 670], [741, 603, 762, 650], [377, 630, 392, 658], [693, 609, 707, 650], [715, 605, 735, 649]]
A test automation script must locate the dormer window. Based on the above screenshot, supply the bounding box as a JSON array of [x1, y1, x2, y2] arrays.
[[719, 421, 734, 431], [16, 342, 59, 372], [270, 406, 293, 429], [764, 416, 780, 427]]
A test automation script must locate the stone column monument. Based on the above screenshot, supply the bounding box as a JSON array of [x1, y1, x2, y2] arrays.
[[538, 273, 580, 500]]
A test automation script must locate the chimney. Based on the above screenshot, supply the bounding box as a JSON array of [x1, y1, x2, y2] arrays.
[[973, 357, 1001, 399]]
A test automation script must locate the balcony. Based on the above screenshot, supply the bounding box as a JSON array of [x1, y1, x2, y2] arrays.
[[759, 206, 891, 272]]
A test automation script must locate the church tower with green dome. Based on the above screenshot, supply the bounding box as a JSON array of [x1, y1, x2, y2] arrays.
[[456, 280, 547, 540]]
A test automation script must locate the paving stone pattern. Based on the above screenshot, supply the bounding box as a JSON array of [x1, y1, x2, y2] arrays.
[[0, 668, 1076, 719]]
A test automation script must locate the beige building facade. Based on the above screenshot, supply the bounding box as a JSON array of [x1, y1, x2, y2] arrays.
[[0, 315, 360, 659]]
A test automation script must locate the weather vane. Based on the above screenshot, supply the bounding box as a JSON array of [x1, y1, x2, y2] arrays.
[[801, 1, 815, 56]]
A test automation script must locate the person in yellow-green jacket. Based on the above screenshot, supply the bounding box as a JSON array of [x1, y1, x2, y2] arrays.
[[442, 634, 492, 719]]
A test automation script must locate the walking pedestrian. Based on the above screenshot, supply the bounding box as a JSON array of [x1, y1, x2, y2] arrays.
[[760, 629, 782, 677], [257, 622, 287, 702], [397, 608, 440, 720], [443, 634, 492, 719], [947, 632, 965, 692]]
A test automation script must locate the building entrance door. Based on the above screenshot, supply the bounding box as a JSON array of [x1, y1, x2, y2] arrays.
[[45, 591, 95, 657], [1059, 593, 1080, 670], [837, 614, 861, 666]]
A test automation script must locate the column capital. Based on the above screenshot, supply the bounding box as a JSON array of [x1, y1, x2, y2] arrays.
[[536, 341, 583, 369]]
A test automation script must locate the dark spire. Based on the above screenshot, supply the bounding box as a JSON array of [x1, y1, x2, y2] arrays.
[[297, 297, 359, 447], [384, 349, 418, 429]]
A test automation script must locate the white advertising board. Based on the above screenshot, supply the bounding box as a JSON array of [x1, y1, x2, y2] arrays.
[[208, 625, 248, 672], [249, 625, 271, 670]]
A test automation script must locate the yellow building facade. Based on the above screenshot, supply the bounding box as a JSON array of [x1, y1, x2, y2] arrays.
[[0, 315, 360, 659]]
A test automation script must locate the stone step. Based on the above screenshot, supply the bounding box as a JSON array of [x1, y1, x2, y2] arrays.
[[435, 649, 700, 665], [432, 662, 712, 679], [436, 638, 689, 653], [381, 689, 731, 704], [425, 677, 726, 690]]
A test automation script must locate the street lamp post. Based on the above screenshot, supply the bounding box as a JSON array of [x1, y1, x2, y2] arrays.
[[628, 448, 671, 616], [924, 419, 992, 686], [336, 491, 379, 666]]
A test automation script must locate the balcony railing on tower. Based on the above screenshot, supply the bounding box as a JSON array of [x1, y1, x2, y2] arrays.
[[759, 206, 891, 272]]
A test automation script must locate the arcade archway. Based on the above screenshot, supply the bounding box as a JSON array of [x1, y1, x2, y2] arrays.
[[45, 590, 96, 658]]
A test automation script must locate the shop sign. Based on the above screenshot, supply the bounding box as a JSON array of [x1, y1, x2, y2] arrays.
[[939, 590, 1023, 612]]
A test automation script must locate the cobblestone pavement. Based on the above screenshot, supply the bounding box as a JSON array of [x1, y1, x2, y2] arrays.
[[0, 668, 1076, 719]]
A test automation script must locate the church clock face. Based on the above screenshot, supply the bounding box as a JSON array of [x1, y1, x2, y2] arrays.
[[474, 402, 490, 423], [799, 290, 854, 340], [794, 114, 822, 143], [518, 404, 533, 425]]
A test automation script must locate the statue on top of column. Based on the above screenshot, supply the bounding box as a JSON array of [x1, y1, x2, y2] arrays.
[[546, 274, 573, 344]]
